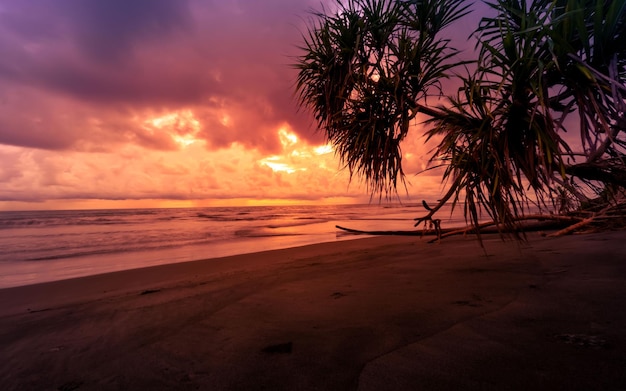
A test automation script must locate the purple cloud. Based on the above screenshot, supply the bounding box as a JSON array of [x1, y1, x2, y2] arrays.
[[0, 0, 321, 152]]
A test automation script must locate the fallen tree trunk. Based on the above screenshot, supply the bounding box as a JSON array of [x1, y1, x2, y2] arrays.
[[429, 215, 582, 243], [336, 214, 583, 242], [335, 225, 455, 236]]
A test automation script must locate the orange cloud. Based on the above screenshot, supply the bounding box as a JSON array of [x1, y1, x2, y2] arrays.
[[0, 0, 459, 210], [0, 122, 448, 210]]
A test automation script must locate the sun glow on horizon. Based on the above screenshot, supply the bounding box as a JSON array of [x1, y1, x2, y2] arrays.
[[0, 0, 451, 212]]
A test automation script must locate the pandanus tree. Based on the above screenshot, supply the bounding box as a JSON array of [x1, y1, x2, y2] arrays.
[[296, 0, 626, 238]]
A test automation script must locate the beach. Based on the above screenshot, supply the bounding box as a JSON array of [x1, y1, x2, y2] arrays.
[[1, 231, 625, 390]]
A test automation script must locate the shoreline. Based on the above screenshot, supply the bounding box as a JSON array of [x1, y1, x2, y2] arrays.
[[1, 231, 625, 390], [0, 235, 403, 315], [0, 230, 365, 289], [0, 204, 471, 289]]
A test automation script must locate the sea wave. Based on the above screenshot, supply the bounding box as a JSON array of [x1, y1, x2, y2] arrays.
[[0, 203, 467, 287]]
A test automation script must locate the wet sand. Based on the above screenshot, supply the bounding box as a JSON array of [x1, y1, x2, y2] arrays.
[[1, 231, 625, 390]]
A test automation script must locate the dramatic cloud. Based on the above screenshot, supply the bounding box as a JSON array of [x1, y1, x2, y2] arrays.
[[0, 0, 474, 209], [0, 131, 372, 206], [0, 0, 322, 152]]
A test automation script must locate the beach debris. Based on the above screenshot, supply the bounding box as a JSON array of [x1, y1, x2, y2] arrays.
[[548, 199, 626, 237], [336, 214, 578, 240], [140, 289, 161, 295], [338, 197, 626, 244], [331, 291, 347, 299], [554, 334, 607, 349], [335, 225, 450, 236], [427, 214, 583, 243], [414, 202, 443, 242], [261, 342, 293, 354]]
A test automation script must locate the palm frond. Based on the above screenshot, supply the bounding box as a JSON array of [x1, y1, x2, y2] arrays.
[[295, 0, 468, 196]]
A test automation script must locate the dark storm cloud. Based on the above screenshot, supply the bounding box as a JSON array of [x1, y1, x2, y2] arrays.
[[0, 0, 193, 63], [0, 0, 207, 102], [60, 0, 193, 63]]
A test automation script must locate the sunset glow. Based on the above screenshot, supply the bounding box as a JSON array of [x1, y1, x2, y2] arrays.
[[0, 0, 444, 211]]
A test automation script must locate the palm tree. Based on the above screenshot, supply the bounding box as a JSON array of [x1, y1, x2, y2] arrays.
[[296, 0, 470, 195], [427, 0, 626, 235], [296, 0, 626, 239]]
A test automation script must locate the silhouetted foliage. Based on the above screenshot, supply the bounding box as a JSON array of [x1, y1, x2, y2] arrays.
[[296, 0, 626, 237]]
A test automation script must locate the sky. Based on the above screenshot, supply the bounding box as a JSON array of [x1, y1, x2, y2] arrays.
[[0, 0, 480, 211]]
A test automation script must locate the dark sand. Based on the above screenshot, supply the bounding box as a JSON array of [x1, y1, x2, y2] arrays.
[[1, 231, 625, 390]]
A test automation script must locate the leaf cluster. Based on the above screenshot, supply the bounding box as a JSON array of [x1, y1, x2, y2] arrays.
[[426, 0, 626, 235], [295, 0, 469, 196]]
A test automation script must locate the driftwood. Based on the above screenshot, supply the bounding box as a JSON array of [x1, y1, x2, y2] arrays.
[[548, 216, 596, 237], [338, 196, 626, 243], [336, 225, 455, 237], [336, 214, 583, 242], [413, 200, 443, 241], [548, 201, 625, 237], [428, 214, 582, 243]]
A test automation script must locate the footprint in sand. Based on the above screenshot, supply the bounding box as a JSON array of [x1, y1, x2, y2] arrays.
[[331, 292, 347, 299]]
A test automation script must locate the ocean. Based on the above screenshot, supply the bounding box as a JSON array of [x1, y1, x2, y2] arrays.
[[0, 203, 466, 288]]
